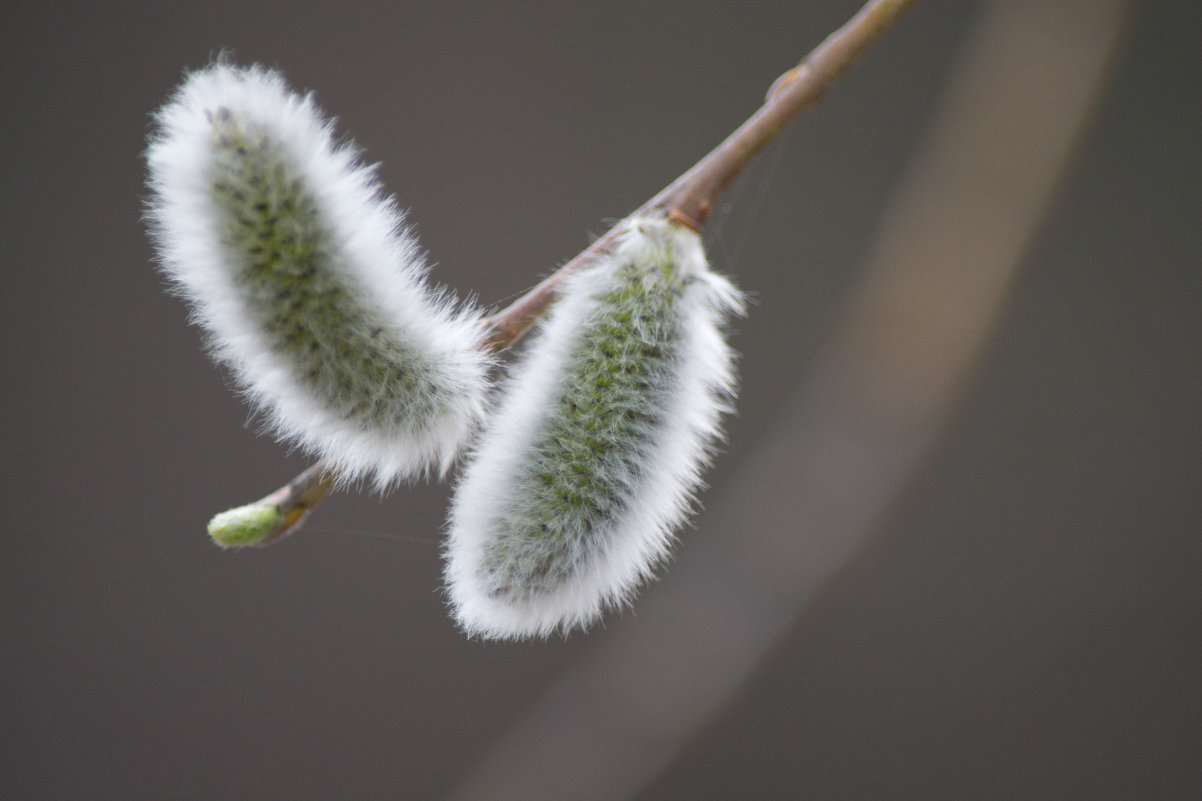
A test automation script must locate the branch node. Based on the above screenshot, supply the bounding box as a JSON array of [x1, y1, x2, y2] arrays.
[[667, 207, 703, 232]]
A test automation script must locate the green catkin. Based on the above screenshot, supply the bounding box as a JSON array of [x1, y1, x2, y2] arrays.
[[446, 215, 743, 638], [148, 64, 490, 489], [208, 117, 450, 434], [482, 254, 686, 600]]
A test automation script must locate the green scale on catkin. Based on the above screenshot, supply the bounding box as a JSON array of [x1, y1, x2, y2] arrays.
[[208, 115, 448, 432], [483, 248, 688, 601]]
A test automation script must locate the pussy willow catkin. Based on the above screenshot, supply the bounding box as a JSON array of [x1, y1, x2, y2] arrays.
[[145, 63, 490, 488], [445, 216, 744, 639]]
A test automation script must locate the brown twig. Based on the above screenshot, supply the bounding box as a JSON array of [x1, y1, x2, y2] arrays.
[[253, 463, 336, 546], [229, 0, 920, 544], [483, 0, 918, 350]]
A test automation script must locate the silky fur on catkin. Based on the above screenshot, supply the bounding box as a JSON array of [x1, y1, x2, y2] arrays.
[[145, 63, 489, 488], [445, 216, 745, 639]]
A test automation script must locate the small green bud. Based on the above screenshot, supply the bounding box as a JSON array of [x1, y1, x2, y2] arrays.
[[208, 502, 285, 548]]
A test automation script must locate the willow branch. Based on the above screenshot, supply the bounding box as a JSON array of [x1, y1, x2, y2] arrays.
[[482, 0, 918, 350], [233, 0, 919, 543]]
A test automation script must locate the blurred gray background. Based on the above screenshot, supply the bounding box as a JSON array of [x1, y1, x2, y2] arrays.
[[4, 1, 1199, 798]]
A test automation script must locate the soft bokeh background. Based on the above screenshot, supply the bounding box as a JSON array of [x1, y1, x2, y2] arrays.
[[4, 1, 1199, 798]]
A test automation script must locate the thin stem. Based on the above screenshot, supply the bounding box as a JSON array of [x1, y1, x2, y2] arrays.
[[254, 463, 336, 546], [659, 0, 918, 232], [232, 0, 919, 542], [483, 0, 918, 350]]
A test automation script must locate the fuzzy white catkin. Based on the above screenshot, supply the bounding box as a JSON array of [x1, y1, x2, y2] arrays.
[[445, 216, 745, 639], [145, 63, 490, 488]]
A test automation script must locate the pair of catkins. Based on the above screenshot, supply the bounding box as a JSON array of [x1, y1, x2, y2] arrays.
[[146, 64, 745, 640]]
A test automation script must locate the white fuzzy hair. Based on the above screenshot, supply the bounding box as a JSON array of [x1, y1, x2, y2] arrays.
[[444, 217, 744, 639], [145, 63, 490, 488]]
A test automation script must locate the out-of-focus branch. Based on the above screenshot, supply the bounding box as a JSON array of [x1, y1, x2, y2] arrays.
[[226, 0, 919, 543], [446, 2, 1130, 800]]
